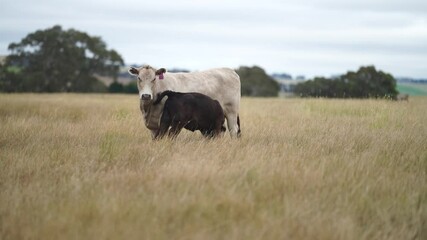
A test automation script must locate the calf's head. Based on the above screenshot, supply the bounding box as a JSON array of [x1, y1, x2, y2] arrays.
[[128, 65, 166, 101]]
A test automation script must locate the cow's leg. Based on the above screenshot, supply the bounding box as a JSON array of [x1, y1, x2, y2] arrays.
[[223, 101, 241, 138], [237, 115, 241, 136], [224, 111, 240, 138]]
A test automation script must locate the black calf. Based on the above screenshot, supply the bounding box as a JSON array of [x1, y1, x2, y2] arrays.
[[153, 91, 225, 139]]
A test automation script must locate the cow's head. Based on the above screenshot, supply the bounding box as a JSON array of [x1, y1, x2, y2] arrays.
[[128, 65, 166, 101]]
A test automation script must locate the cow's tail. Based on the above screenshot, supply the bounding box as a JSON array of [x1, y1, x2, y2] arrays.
[[153, 90, 174, 105], [237, 115, 241, 137]]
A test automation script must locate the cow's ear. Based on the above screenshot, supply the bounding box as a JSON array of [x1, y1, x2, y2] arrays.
[[128, 67, 139, 76], [155, 68, 166, 75]]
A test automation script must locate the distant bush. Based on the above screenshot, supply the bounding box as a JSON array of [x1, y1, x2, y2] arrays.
[[91, 80, 108, 93], [108, 82, 124, 93], [124, 81, 138, 94], [108, 81, 138, 94], [236, 66, 280, 97]]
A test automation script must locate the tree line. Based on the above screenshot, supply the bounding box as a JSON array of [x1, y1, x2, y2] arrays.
[[0, 25, 399, 98], [0, 25, 280, 96], [294, 66, 398, 99]]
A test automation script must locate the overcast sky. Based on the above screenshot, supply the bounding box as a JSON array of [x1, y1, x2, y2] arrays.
[[1, 0, 426, 78]]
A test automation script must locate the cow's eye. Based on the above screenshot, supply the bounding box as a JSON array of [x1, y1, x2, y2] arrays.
[[137, 77, 141, 81]]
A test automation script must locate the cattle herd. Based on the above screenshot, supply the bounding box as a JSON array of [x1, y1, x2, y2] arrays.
[[128, 65, 241, 139]]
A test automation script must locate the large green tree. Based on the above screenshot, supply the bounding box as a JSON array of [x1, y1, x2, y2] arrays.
[[0, 25, 123, 92], [236, 66, 280, 97]]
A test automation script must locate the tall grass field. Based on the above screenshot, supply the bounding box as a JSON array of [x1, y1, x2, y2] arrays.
[[0, 94, 426, 240]]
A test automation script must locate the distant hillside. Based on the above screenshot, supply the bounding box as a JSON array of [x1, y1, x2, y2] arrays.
[[271, 73, 292, 80], [395, 77, 427, 96], [396, 77, 427, 84], [397, 83, 427, 96]]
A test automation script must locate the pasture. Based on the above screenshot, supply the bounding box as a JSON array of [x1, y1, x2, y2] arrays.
[[0, 94, 426, 240]]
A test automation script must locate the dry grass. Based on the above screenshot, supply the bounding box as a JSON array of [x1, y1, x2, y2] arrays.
[[0, 94, 426, 240]]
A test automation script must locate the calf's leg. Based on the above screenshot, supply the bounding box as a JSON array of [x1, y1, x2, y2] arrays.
[[154, 110, 172, 140], [168, 120, 185, 139]]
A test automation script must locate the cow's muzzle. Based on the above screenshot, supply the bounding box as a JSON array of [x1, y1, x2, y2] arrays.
[[140, 94, 152, 101]]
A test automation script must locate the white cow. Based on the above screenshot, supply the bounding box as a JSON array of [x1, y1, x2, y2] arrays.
[[128, 65, 241, 138]]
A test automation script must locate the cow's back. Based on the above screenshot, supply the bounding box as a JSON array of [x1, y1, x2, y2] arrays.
[[156, 68, 240, 108]]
